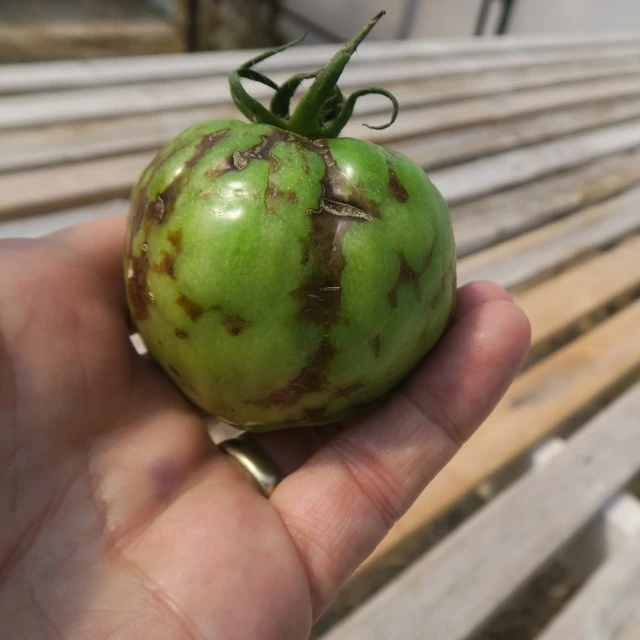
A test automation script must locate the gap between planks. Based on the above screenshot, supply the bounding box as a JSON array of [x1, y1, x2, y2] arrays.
[[538, 536, 640, 640]]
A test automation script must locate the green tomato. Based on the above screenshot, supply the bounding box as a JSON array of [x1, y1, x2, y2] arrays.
[[124, 12, 456, 431]]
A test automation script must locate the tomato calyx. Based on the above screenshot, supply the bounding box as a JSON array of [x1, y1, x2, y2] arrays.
[[228, 10, 399, 140]]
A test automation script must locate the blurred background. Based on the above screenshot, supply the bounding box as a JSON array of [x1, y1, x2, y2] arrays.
[[3, 0, 640, 64]]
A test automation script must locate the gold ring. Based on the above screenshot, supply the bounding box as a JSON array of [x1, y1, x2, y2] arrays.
[[218, 437, 281, 498]]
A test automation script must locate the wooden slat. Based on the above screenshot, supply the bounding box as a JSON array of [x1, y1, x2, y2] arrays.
[[0, 153, 153, 220], [322, 383, 640, 640], [404, 94, 640, 171], [8, 88, 640, 180], [6, 114, 640, 221], [7, 61, 640, 174], [359, 74, 640, 143], [365, 296, 640, 563], [0, 107, 220, 175], [456, 185, 640, 290], [538, 539, 640, 640], [0, 200, 128, 239], [431, 118, 640, 204], [452, 146, 640, 256], [4, 32, 640, 94], [5, 46, 640, 130], [520, 235, 640, 356]]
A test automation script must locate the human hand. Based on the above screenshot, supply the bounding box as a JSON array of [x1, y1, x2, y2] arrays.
[[0, 216, 530, 639]]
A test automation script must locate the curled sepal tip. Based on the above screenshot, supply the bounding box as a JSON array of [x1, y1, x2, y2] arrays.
[[227, 11, 399, 139]]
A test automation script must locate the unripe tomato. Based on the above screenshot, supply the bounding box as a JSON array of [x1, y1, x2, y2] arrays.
[[125, 12, 456, 431]]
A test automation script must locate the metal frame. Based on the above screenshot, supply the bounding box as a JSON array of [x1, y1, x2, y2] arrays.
[[475, 0, 517, 36]]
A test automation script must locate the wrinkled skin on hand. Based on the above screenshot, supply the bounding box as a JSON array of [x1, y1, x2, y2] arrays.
[[125, 120, 456, 431]]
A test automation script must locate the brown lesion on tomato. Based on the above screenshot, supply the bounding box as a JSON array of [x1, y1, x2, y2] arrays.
[[153, 251, 175, 278], [264, 180, 299, 215], [388, 164, 409, 202], [177, 294, 204, 320], [334, 382, 364, 398], [369, 334, 381, 358], [230, 130, 293, 174], [167, 229, 182, 252], [222, 314, 250, 336], [129, 185, 149, 240], [429, 261, 456, 311], [313, 143, 381, 220], [252, 336, 335, 408], [387, 249, 434, 308], [127, 252, 151, 321], [299, 236, 310, 265], [168, 364, 181, 378], [175, 329, 189, 339], [184, 129, 230, 169]]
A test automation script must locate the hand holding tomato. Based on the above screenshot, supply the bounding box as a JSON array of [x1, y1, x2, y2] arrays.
[[0, 215, 529, 638]]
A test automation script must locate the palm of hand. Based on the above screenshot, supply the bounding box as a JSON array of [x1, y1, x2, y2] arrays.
[[0, 217, 530, 640]]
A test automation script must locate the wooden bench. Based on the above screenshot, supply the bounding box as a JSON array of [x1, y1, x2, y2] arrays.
[[2, 31, 640, 640]]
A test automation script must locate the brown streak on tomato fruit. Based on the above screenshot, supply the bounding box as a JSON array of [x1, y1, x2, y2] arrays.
[[130, 186, 149, 239], [299, 236, 310, 265], [222, 314, 250, 336], [167, 229, 182, 252], [153, 251, 175, 278], [230, 130, 293, 176], [388, 251, 429, 308], [155, 177, 184, 223], [185, 129, 229, 169], [253, 337, 335, 407], [388, 164, 409, 202], [265, 180, 300, 215], [127, 252, 151, 320], [291, 210, 346, 326], [177, 294, 204, 320], [334, 382, 364, 398], [175, 329, 189, 339], [369, 334, 381, 358], [314, 140, 381, 219], [168, 364, 181, 377]]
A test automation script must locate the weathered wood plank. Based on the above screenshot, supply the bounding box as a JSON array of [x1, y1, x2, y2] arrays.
[[538, 539, 640, 640], [452, 146, 640, 256], [8, 88, 640, 178], [431, 118, 640, 204], [4, 32, 640, 94], [456, 185, 640, 290], [364, 297, 640, 563], [0, 152, 153, 220], [4, 46, 640, 130], [359, 74, 640, 143], [0, 200, 128, 239], [402, 94, 640, 171], [6, 116, 640, 221], [519, 235, 640, 358], [322, 383, 640, 640]]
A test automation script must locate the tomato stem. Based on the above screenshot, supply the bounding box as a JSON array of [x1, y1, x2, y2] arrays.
[[228, 11, 398, 139]]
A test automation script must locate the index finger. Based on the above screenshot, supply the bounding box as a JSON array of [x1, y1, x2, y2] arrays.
[[270, 295, 531, 619]]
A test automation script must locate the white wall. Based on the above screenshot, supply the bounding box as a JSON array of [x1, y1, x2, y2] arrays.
[[278, 0, 482, 40], [509, 0, 640, 34], [278, 0, 640, 41]]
